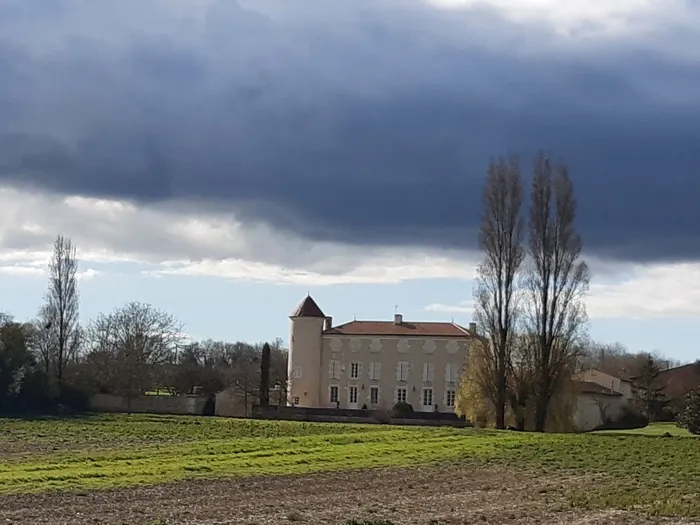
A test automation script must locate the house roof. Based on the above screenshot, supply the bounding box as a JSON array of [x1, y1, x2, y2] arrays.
[[323, 320, 474, 338], [574, 368, 632, 384], [573, 380, 623, 397], [656, 362, 700, 397], [290, 296, 326, 318], [656, 362, 700, 379]]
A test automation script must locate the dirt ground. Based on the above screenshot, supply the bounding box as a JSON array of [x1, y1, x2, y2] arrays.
[[0, 465, 696, 525]]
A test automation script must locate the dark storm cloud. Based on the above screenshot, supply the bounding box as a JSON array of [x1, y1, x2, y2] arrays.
[[0, 0, 699, 263]]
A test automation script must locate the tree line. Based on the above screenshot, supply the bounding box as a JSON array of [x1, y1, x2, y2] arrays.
[[0, 236, 287, 414], [0, 166, 690, 424], [457, 152, 686, 431]]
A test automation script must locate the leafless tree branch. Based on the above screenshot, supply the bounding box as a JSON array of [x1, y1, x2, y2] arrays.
[[524, 152, 590, 431], [473, 155, 525, 428], [40, 235, 81, 383]]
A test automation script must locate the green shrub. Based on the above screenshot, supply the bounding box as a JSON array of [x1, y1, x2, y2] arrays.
[[594, 405, 649, 431], [677, 388, 700, 435], [18, 369, 54, 410], [58, 383, 91, 413]]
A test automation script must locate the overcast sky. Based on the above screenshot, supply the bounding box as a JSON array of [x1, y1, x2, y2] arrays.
[[0, 0, 698, 360]]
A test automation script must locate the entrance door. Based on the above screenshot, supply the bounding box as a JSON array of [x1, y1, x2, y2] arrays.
[[348, 386, 359, 409], [420, 388, 434, 412]]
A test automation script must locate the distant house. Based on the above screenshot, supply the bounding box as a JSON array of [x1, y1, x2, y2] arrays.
[[572, 369, 635, 431], [656, 362, 700, 406], [574, 369, 634, 401]]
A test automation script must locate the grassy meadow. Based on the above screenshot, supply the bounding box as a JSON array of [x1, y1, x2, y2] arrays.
[[1, 414, 699, 518]]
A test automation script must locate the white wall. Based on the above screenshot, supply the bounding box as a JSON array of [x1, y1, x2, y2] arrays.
[[318, 335, 471, 412], [574, 393, 626, 432], [287, 316, 325, 407]]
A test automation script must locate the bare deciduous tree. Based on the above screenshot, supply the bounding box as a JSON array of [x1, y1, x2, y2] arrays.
[[632, 353, 668, 420], [41, 235, 81, 383], [507, 332, 538, 430], [229, 348, 260, 416], [30, 316, 54, 376], [473, 155, 525, 429], [87, 302, 184, 408], [525, 152, 590, 432]]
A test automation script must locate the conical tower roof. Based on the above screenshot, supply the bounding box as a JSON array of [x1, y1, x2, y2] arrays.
[[290, 295, 326, 318]]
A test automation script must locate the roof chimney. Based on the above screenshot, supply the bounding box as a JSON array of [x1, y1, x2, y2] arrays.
[[324, 316, 333, 331], [394, 313, 403, 325], [468, 322, 477, 333]]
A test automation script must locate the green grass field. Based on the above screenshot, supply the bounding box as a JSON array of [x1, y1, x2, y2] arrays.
[[1, 415, 699, 518], [594, 422, 697, 437]]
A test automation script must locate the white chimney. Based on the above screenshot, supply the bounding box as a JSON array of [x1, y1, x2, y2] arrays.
[[469, 322, 477, 333], [394, 313, 403, 325], [324, 316, 333, 330]]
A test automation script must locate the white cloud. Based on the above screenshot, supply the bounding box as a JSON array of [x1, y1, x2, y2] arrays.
[[5, 183, 700, 317], [425, 300, 474, 316], [0, 259, 99, 281], [587, 263, 700, 319], [0, 265, 44, 277], [427, 0, 689, 37], [5, 185, 700, 311], [146, 255, 475, 286], [0, 186, 480, 286], [77, 268, 100, 281], [423, 262, 700, 320]]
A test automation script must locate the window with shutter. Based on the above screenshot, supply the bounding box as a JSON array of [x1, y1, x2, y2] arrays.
[[445, 389, 456, 407], [396, 387, 407, 403], [422, 388, 433, 407], [370, 386, 379, 405], [349, 386, 358, 405]]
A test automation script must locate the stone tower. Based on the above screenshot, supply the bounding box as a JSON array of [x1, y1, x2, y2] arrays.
[[287, 295, 326, 407]]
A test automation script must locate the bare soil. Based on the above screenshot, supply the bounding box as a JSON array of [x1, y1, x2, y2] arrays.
[[0, 465, 696, 525]]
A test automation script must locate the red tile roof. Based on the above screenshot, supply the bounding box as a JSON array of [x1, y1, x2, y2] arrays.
[[573, 380, 623, 397], [290, 296, 326, 318], [323, 320, 474, 338]]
